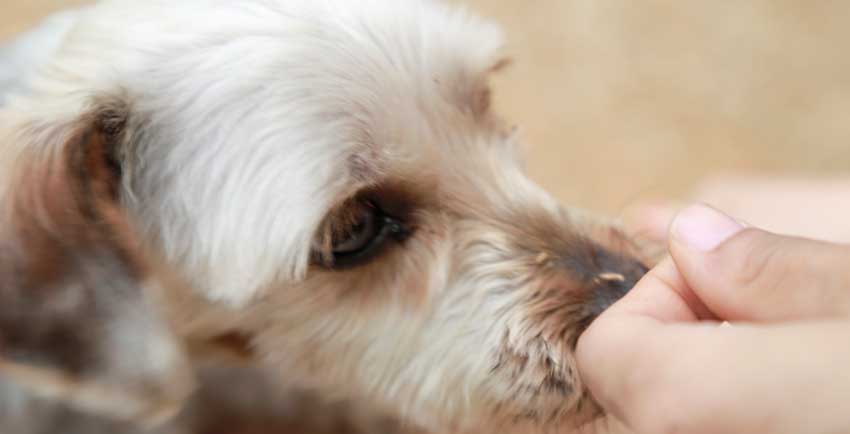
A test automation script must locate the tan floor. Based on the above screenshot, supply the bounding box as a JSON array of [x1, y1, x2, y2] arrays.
[[3, 1, 850, 214]]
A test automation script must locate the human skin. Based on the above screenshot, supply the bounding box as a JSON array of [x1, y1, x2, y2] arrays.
[[577, 204, 850, 434]]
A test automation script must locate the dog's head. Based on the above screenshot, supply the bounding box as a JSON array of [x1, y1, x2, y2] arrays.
[[6, 0, 650, 431]]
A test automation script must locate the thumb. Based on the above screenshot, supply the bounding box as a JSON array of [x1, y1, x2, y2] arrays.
[[669, 204, 850, 322]]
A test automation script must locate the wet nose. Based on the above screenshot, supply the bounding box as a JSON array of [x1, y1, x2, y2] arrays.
[[585, 256, 648, 319]]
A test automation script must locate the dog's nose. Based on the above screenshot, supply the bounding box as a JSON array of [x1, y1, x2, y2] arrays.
[[583, 254, 648, 319]]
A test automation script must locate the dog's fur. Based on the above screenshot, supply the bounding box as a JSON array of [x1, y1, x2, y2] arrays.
[[0, 105, 194, 430], [0, 1, 648, 433]]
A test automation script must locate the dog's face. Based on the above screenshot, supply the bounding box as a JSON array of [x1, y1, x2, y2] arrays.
[[245, 135, 648, 432], [5, 0, 649, 432]]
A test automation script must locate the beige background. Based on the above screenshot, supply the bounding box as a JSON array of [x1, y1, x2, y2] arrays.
[[3, 1, 850, 214]]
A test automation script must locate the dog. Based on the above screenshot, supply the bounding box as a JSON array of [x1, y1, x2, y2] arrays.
[[0, 1, 649, 433]]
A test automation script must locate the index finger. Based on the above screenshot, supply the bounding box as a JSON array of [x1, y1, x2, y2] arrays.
[[575, 257, 711, 422], [601, 256, 713, 322]]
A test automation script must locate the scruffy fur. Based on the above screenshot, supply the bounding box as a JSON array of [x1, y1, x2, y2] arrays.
[[0, 1, 648, 433], [0, 106, 194, 430]]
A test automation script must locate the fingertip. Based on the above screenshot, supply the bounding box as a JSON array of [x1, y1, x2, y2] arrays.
[[605, 257, 705, 322], [669, 204, 744, 252], [622, 201, 680, 242]]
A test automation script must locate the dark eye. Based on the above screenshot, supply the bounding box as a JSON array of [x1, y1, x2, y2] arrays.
[[318, 201, 411, 269]]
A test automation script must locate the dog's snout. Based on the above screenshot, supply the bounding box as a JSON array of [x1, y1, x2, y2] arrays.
[[593, 266, 643, 305], [582, 251, 648, 319]]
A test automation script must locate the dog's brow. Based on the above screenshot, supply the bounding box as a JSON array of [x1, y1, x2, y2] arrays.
[[347, 152, 380, 183]]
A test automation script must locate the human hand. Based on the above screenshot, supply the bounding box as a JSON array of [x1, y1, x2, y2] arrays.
[[577, 204, 850, 434]]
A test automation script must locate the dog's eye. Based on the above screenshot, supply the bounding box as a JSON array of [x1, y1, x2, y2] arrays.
[[333, 202, 380, 254], [316, 200, 410, 269]]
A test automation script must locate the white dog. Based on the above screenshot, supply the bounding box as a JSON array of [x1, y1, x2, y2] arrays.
[[0, 1, 648, 433]]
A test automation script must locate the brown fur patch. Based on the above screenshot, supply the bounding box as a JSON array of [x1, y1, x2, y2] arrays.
[[0, 106, 193, 425]]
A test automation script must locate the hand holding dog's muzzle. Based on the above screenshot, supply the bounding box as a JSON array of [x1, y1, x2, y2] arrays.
[[577, 204, 850, 434]]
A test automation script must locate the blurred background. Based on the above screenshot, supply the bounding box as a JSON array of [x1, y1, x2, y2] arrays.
[[3, 0, 850, 215]]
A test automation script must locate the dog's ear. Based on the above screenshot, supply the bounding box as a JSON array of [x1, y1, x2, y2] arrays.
[[472, 57, 512, 117], [456, 56, 513, 121], [0, 104, 195, 427]]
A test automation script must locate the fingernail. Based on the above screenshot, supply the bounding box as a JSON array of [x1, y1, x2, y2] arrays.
[[671, 204, 744, 251]]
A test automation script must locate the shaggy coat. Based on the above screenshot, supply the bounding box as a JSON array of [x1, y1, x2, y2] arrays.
[[0, 1, 647, 433]]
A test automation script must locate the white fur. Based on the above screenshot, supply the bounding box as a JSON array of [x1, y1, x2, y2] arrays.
[[4, 0, 504, 305]]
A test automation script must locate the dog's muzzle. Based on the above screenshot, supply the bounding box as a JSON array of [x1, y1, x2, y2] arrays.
[[583, 251, 649, 319]]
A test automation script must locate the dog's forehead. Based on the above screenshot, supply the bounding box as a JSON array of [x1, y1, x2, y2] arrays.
[[291, 1, 512, 198], [103, 0, 507, 198], [46, 0, 516, 302]]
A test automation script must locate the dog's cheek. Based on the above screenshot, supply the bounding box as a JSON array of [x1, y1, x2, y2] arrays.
[[237, 225, 456, 420]]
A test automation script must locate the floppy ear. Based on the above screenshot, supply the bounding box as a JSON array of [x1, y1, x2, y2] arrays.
[[467, 56, 512, 118], [0, 104, 195, 427]]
